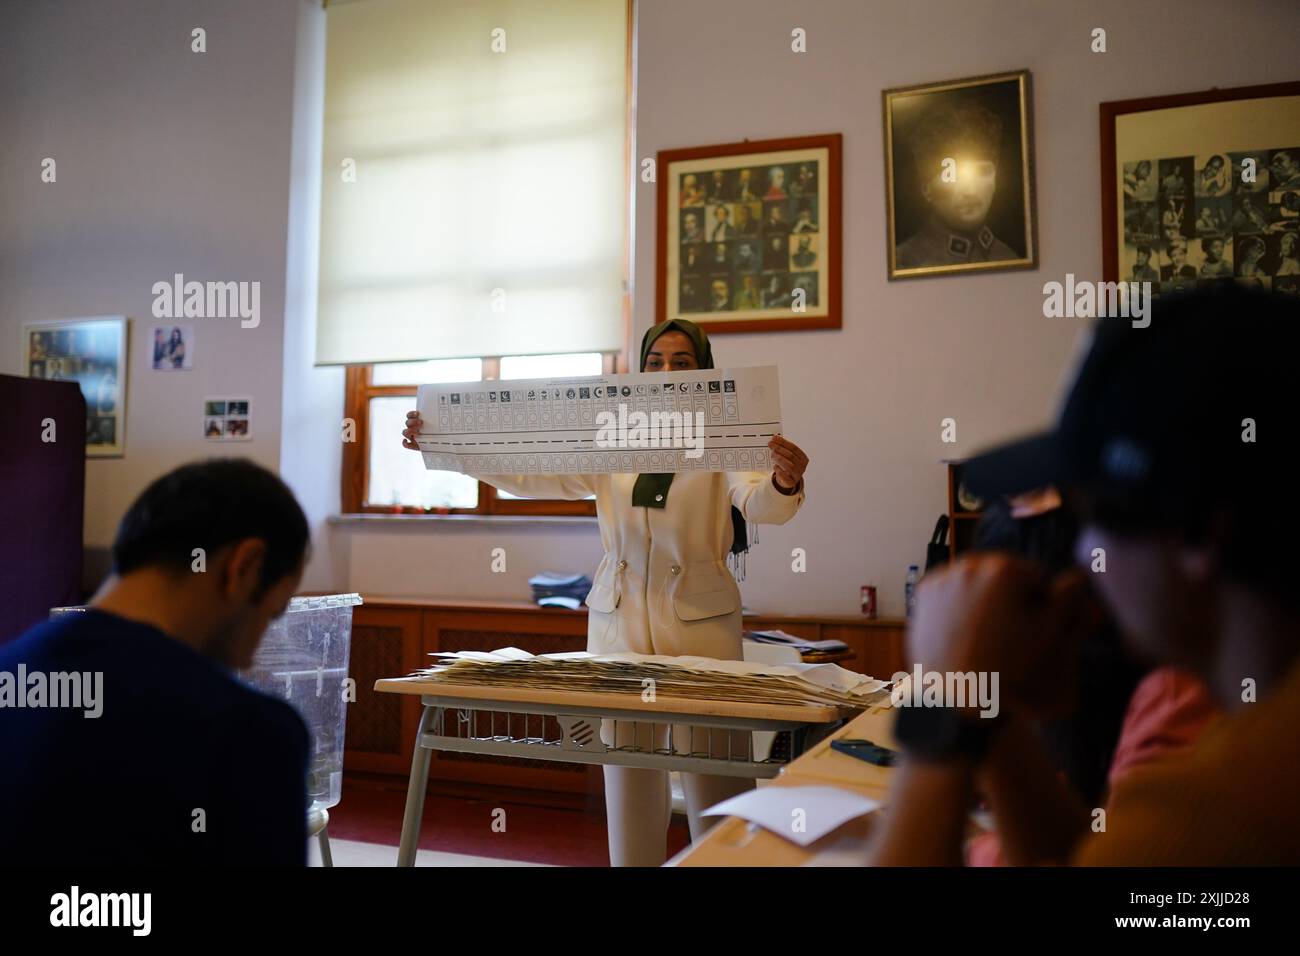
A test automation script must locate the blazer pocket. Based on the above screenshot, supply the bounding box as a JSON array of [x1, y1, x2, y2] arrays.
[[670, 566, 738, 622], [585, 582, 620, 613]]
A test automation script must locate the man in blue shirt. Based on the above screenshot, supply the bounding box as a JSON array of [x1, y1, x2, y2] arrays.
[[0, 459, 311, 865]]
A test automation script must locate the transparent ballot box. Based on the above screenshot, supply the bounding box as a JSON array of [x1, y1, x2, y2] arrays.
[[237, 594, 361, 812]]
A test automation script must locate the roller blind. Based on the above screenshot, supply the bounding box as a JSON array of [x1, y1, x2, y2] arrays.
[[317, 0, 628, 365]]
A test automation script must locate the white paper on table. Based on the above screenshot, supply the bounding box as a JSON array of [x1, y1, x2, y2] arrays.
[[415, 366, 781, 475], [701, 785, 881, 847]]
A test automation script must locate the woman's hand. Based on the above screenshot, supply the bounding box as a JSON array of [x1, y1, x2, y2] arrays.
[[402, 410, 422, 451], [768, 434, 808, 492]]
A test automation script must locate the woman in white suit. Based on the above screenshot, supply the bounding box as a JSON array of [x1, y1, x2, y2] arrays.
[[402, 318, 809, 865]]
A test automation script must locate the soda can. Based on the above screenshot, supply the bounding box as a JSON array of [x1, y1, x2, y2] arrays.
[[860, 585, 878, 619]]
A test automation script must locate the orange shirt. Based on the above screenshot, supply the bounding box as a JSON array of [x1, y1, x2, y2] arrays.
[[1074, 660, 1300, 865]]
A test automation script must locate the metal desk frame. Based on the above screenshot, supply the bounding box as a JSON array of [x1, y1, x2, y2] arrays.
[[396, 693, 842, 866]]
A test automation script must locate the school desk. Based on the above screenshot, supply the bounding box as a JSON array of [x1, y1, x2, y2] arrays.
[[374, 675, 860, 866]]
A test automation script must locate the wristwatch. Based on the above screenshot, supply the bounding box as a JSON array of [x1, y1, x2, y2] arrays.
[[893, 705, 1004, 762]]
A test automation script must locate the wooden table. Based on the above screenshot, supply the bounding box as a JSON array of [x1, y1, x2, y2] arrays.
[[375, 674, 859, 866]]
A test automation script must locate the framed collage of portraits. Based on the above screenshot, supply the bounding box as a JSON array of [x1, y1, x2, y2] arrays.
[[656, 133, 842, 334], [1101, 81, 1300, 296]]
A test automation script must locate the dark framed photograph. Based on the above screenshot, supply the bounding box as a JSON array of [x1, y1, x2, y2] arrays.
[[1101, 81, 1300, 296], [883, 69, 1037, 279], [656, 133, 841, 334], [22, 315, 128, 457]]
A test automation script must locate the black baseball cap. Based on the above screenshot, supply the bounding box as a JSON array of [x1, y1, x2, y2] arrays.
[[963, 285, 1297, 531]]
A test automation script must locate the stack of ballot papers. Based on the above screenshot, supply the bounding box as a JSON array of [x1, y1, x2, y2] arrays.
[[411, 648, 891, 709], [746, 629, 850, 654]]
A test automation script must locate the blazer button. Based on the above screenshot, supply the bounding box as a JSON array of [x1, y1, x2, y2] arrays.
[[670, 564, 681, 574], [654, 494, 664, 502], [617, 560, 627, 571]]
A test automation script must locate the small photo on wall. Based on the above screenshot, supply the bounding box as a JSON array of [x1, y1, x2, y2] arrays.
[[150, 324, 194, 371], [1122, 242, 1159, 283], [788, 233, 819, 271], [1193, 196, 1232, 236], [1273, 230, 1300, 277], [1229, 151, 1270, 194], [1235, 234, 1270, 278], [1123, 159, 1159, 202], [1194, 154, 1232, 198], [1269, 148, 1300, 190], [203, 395, 252, 442], [1194, 234, 1234, 278]]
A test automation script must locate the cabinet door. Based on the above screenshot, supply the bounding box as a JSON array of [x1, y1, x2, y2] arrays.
[[343, 606, 422, 776]]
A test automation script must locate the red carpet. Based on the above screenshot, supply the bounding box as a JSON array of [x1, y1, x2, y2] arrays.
[[327, 779, 692, 866]]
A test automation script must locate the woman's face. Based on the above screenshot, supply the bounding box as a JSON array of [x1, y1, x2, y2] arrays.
[[643, 330, 699, 372]]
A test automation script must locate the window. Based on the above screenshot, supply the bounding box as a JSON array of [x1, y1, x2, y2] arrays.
[[326, 0, 634, 517], [342, 352, 615, 516]]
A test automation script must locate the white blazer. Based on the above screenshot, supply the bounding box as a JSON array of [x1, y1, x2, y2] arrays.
[[477, 471, 805, 660]]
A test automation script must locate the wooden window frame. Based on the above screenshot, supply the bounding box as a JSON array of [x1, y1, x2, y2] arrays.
[[342, 355, 626, 517], [339, 0, 635, 519]]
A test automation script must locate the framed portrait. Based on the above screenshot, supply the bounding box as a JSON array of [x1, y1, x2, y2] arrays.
[[883, 69, 1037, 279], [22, 316, 127, 457], [203, 396, 252, 442], [150, 323, 195, 371], [656, 133, 841, 334], [1101, 81, 1300, 297]]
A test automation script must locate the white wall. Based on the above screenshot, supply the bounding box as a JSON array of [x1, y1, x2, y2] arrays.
[[6, 0, 1298, 616], [626, 0, 1300, 615], [279, 0, 347, 592], [0, 0, 300, 583]]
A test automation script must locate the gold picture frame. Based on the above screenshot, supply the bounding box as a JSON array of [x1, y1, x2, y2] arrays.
[[883, 69, 1037, 279]]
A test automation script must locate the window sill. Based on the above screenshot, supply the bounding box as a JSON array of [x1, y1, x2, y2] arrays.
[[328, 513, 598, 528]]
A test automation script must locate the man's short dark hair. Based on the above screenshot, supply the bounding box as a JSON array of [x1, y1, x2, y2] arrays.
[[909, 102, 1003, 179], [112, 459, 309, 594]]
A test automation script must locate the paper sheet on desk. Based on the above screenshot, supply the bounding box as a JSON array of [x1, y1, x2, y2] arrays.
[[415, 366, 781, 474], [702, 786, 881, 847]]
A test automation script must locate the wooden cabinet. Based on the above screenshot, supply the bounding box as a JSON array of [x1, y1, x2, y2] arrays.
[[345, 600, 591, 793], [343, 598, 907, 794], [945, 459, 986, 561]]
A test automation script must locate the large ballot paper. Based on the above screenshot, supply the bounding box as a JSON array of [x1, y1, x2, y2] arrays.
[[415, 365, 782, 475]]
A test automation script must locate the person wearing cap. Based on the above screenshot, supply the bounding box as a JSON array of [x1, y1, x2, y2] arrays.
[[869, 286, 1300, 865], [401, 319, 809, 866]]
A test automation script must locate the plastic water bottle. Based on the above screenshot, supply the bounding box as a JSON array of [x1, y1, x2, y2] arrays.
[[905, 565, 920, 620]]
